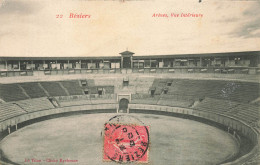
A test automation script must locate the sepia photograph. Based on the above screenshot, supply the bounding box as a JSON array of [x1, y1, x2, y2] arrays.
[[0, 0, 259, 164]]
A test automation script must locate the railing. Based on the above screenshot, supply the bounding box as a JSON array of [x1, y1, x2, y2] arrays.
[[1, 67, 260, 77]]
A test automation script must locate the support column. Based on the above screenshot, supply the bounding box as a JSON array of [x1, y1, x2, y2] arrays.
[[162, 59, 164, 68], [131, 56, 133, 68], [121, 57, 123, 69], [43, 60, 45, 69], [18, 61, 21, 70], [31, 60, 34, 70], [242, 56, 245, 66], [213, 57, 216, 66], [5, 61, 8, 70]]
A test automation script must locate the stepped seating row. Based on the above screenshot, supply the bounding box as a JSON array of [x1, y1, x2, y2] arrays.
[[103, 86, 114, 94], [88, 86, 98, 94], [15, 98, 55, 112], [59, 100, 92, 107], [193, 98, 239, 114], [0, 79, 116, 102], [40, 82, 68, 96], [58, 97, 117, 107], [86, 86, 114, 95], [232, 114, 258, 125], [210, 82, 259, 103], [0, 98, 55, 122], [131, 97, 160, 105], [86, 79, 95, 86], [131, 94, 193, 108], [231, 104, 259, 124], [90, 99, 117, 104], [157, 98, 194, 108], [160, 94, 195, 101], [60, 80, 83, 95], [19, 82, 47, 98], [194, 98, 259, 126], [131, 77, 155, 94], [151, 79, 259, 103], [131, 93, 152, 100], [0, 84, 29, 102], [0, 103, 26, 122]]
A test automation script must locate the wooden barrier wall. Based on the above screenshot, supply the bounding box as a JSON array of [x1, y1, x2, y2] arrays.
[[0, 103, 258, 165], [129, 104, 259, 165]]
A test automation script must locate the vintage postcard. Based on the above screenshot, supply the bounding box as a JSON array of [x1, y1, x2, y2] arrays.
[[0, 0, 259, 164]]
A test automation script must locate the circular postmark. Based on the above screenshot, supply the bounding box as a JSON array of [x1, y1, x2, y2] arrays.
[[103, 115, 149, 163]]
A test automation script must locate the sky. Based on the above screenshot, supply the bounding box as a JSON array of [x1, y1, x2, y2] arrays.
[[0, 0, 260, 57]]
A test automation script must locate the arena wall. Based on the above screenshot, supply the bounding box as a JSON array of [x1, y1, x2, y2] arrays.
[[0, 103, 258, 165]]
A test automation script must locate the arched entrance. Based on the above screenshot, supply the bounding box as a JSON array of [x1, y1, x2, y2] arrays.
[[119, 98, 129, 113]]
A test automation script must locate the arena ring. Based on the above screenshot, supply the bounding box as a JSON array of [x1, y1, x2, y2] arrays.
[[0, 102, 258, 165]]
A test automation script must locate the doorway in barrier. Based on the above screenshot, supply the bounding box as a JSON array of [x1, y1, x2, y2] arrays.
[[117, 94, 131, 113], [118, 98, 129, 113]]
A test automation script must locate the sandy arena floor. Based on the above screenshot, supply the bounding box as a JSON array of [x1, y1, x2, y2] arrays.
[[0, 113, 238, 165]]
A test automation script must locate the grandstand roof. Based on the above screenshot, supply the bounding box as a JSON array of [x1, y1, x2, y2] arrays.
[[0, 56, 121, 61], [134, 51, 260, 59], [0, 51, 259, 61]]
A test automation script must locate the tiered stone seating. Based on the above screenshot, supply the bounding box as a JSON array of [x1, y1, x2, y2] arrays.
[[0, 84, 29, 102], [208, 81, 259, 103], [59, 100, 92, 107], [86, 85, 114, 95], [89, 86, 98, 94], [168, 79, 225, 100], [131, 96, 160, 105], [15, 98, 55, 112], [157, 98, 193, 108], [40, 82, 68, 96], [58, 94, 117, 107], [194, 98, 259, 126], [130, 77, 155, 94], [103, 86, 114, 94], [193, 97, 239, 114], [131, 94, 159, 105], [0, 103, 26, 121], [60, 80, 83, 95], [86, 79, 95, 86], [151, 79, 259, 103], [131, 94, 193, 108], [230, 104, 259, 125], [90, 98, 117, 104], [157, 95, 194, 108], [151, 79, 168, 95], [19, 82, 47, 98]]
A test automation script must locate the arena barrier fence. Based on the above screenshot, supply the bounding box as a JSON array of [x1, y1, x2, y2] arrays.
[[129, 104, 259, 165], [0, 103, 258, 165]]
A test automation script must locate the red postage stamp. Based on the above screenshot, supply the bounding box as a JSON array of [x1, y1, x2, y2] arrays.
[[103, 122, 149, 163]]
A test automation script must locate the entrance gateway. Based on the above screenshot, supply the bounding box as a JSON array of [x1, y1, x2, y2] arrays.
[[117, 94, 131, 113]]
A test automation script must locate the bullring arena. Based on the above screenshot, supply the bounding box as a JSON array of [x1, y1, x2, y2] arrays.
[[0, 51, 259, 165]]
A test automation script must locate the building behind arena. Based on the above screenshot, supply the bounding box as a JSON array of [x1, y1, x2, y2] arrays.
[[0, 50, 260, 77], [0, 50, 259, 165]]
